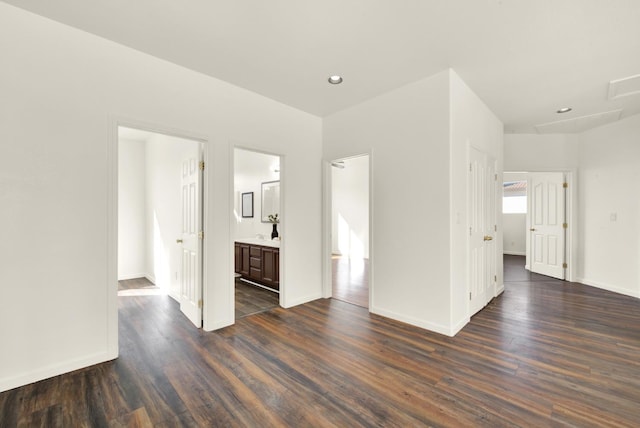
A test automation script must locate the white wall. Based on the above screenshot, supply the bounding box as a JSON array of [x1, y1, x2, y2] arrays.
[[502, 171, 528, 256], [502, 215, 526, 255], [504, 134, 579, 281], [504, 134, 579, 171], [577, 115, 640, 298], [504, 124, 640, 298], [118, 138, 146, 279], [145, 134, 200, 299], [234, 149, 280, 240], [331, 155, 369, 259], [324, 71, 452, 334], [449, 70, 504, 331], [324, 70, 503, 336], [0, 3, 322, 392]]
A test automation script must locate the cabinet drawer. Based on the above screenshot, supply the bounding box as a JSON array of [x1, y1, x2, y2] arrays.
[[250, 246, 262, 257], [249, 267, 262, 279], [250, 257, 261, 268]]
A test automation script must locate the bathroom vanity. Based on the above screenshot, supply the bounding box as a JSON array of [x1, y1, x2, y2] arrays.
[[234, 238, 280, 291]]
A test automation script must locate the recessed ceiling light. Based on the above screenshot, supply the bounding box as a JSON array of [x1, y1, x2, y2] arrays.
[[556, 107, 572, 114], [328, 75, 343, 85]]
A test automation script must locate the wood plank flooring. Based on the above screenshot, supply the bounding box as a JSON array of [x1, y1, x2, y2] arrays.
[[1, 256, 639, 426], [332, 256, 369, 308], [235, 280, 279, 319]]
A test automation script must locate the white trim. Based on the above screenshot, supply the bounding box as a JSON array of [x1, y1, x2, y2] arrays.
[[117, 273, 148, 281], [282, 292, 323, 309], [503, 251, 526, 256], [371, 306, 459, 337], [109, 115, 210, 338], [0, 351, 113, 393], [145, 274, 156, 284], [506, 169, 577, 283], [322, 152, 374, 307], [577, 277, 640, 299], [230, 145, 285, 313]]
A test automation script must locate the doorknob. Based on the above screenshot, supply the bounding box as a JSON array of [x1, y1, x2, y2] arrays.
[[530, 228, 536, 232], [483, 235, 493, 241], [176, 239, 183, 244]]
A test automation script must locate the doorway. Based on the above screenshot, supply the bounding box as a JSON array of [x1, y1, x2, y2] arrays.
[[117, 126, 204, 327], [329, 154, 370, 308], [502, 171, 571, 282], [468, 147, 498, 316], [233, 148, 282, 319]]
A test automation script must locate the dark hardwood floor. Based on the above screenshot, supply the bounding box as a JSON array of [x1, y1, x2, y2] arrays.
[[235, 280, 279, 319], [2, 256, 639, 426], [332, 255, 369, 308]]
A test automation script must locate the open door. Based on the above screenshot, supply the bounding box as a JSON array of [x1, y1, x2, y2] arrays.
[[529, 172, 565, 280], [179, 154, 203, 327], [469, 147, 497, 316]]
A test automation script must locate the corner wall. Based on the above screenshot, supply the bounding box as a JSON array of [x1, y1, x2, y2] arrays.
[[323, 71, 453, 333], [449, 70, 504, 332]]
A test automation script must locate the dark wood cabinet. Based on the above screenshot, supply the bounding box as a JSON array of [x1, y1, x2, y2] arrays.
[[235, 243, 251, 277], [234, 242, 279, 291]]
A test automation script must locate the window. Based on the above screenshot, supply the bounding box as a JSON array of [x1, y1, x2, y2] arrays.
[[503, 181, 527, 214]]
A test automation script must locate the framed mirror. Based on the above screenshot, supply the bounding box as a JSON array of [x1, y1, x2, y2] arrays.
[[241, 192, 253, 218], [261, 180, 280, 223]]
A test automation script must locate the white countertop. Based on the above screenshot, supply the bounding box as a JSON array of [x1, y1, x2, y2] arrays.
[[235, 237, 280, 248]]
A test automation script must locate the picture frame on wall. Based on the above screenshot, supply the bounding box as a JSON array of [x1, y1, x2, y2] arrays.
[[241, 192, 254, 218]]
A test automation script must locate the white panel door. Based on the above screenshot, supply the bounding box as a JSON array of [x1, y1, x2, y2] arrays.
[[179, 155, 203, 327], [469, 147, 497, 316], [529, 172, 565, 279]]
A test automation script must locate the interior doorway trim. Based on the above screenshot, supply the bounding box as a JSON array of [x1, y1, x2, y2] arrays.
[[321, 151, 374, 309], [107, 116, 210, 356], [503, 168, 577, 282], [230, 145, 285, 312]]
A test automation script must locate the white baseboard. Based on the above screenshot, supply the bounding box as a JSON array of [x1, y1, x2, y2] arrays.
[[204, 318, 234, 332], [117, 273, 147, 281], [282, 292, 323, 309], [370, 306, 458, 337], [450, 316, 470, 336], [0, 351, 114, 393], [577, 277, 640, 299], [503, 251, 526, 256], [145, 274, 156, 284]]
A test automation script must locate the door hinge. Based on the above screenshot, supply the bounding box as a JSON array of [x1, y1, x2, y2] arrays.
[[469, 227, 473, 236], [469, 163, 472, 172], [563, 182, 568, 188], [494, 173, 498, 181], [198, 299, 203, 308], [469, 292, 472, 300], [494, 275, 497, 282], [494, 224, 497, 232], [198, 231, 204, 240], [563, 223, 568, 229], [199, 161, 205, 171], [563, 262, 568, 268]]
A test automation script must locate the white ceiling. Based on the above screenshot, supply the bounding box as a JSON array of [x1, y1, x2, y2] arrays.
[[5, 0, 640, 133]]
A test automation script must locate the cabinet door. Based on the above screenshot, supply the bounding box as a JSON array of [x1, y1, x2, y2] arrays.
[[261, 247, 279, 290], [262, 248, 275, 287], [240, 244, 250, 277], [234, 243, 241, 274]]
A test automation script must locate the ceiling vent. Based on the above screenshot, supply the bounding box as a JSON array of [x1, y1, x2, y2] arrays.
[[608, 74, 640, 99], [535, 109, 622, 134]]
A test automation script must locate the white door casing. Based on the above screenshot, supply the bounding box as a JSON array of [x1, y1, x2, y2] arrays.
[[469, 147, 497, 317], [529, 172, 565, 280], [180, 155, 203, 327]]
